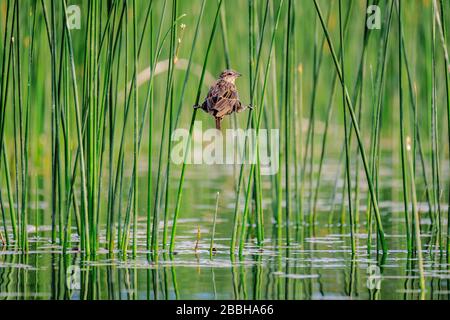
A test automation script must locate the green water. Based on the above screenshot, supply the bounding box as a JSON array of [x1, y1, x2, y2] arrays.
[[1, 163, 449, 300], [1, 0, 449, 302]]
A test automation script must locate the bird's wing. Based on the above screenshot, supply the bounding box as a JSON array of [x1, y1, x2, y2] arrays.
[[211, 82, 239, 118]]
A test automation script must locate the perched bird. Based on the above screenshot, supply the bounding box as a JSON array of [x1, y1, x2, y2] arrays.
[[195, 69, 252, 129]]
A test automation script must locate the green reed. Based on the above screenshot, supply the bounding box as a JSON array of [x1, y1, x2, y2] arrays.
[[122, 1, 181, 255], [430, 0, 450, 257], [238, 0, 283, 255], [283, 0, 293, 245], [398, 0, 412, 252], [1, 2, 16, 245], [132, 0, 139, 256], [161, 0, 178, 251], [365, 1, 394, 253], [304, 7, 329, 227], [209, 191, 219, 259], [406, 136, 426, 299], [142, 0, 166, 254], [150, 0, 169, 257], [430, 0, 443, 251], [253, 0, 268, 248], [169, 0, 224, 254], [311, 0, 355, 224], [293, 62, 303, 230], [0, 1, 449, 271], [233, 0, 283, 256], [313, 0, 387, 252], [400, 21, 433, 227], [433, 0, 450, 259]]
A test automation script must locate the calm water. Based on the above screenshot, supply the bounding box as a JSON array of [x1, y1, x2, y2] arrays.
[[0, 162, 449, 300]]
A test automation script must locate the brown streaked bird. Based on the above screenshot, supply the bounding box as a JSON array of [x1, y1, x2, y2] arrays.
[[194, 69, 252, 129]]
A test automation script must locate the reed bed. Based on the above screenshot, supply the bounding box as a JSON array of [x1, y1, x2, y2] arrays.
[[0, 0, 448, 272]]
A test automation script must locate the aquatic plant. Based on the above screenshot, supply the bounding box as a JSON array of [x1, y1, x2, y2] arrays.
[[0, 3, 449, 301]]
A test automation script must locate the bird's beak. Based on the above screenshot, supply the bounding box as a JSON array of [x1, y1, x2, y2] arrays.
[[237, 73, 242, 77]]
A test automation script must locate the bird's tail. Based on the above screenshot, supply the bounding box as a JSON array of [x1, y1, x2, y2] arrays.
[[215, 118, 221, 130]]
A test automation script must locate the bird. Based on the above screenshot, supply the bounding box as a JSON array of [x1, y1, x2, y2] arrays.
[[194, 69, 252, 130]]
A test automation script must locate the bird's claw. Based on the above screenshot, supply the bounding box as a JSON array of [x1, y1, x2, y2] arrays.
[[248, 104, 254, 110], [193, 104, 201, 110]]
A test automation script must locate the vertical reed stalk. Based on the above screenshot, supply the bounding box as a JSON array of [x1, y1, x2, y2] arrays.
[[406, 137, 426, 299], [121, 0, 168, 255], [432, 0, 450, 259], [146, 9, 154, 253], [132, 0, 139, 256], [233, 0, 283, 255], [312, 1, 356, 221], [313, 0, 387, 253], [62, 0, 91, 255], [238, 0, 283, 256], [209, 192, 219, 259], [430, 1, 442, 251], [162, 0, 178, 250], [0, 4, 18, 242], [398, 0, 412, 251], [150, 0, 169, 256], [283, 0, 292, 245], [366, 1, 394, 253], [400, 22, 433, 226], [169, 0, 224, 254]]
